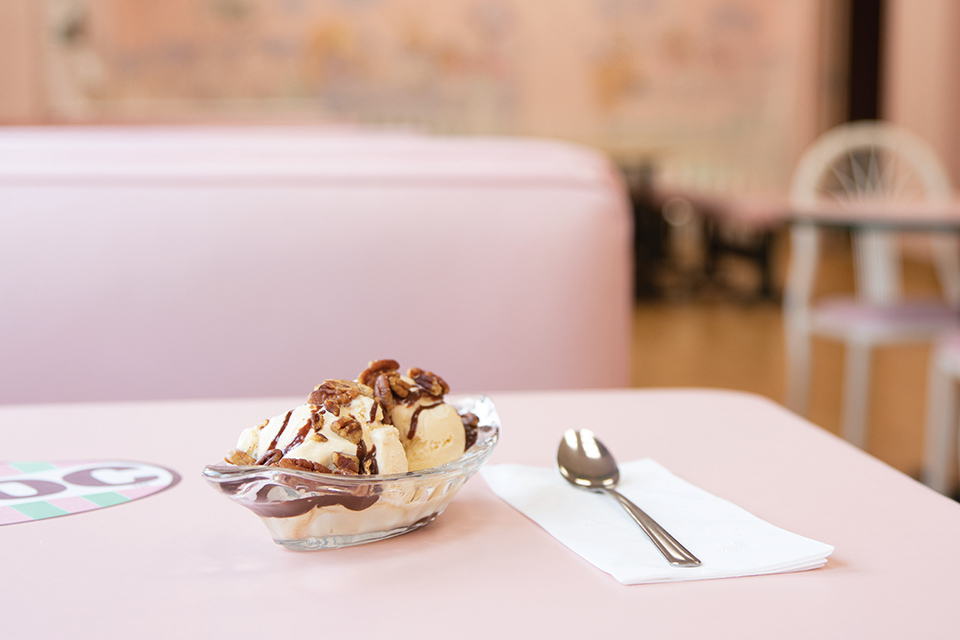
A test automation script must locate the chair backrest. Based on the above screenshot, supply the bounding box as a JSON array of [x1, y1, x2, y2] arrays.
[[788, 120, 959, 307]]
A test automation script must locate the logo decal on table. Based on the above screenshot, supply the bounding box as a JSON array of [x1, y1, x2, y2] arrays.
[[0, 460, 180, 526]]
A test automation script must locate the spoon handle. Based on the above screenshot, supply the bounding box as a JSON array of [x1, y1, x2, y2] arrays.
[[605, 488, 701, 567]]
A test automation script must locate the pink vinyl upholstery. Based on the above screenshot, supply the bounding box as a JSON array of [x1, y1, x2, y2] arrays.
[[0, 126, 633, 403]]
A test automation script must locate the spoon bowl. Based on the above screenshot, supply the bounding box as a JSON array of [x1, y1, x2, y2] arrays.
[[557, 428, 621, 489], [557, 429, 701, 567]]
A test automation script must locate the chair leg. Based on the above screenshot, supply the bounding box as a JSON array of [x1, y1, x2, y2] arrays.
[[922, 358, 958, 494], [841, 342, 873, 449], [784, 321, 812, 416], [782, 224, 818, 416]]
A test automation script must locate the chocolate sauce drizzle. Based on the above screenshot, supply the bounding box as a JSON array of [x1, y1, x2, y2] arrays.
[[284, 422, 312, 454], [267, 410, 293, 451], [407, 402, 441, 439], [247, 486, 379, 517], [365, 444, 379, 475]]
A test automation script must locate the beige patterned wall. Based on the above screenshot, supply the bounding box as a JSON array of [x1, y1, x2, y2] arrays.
[[27, 0, 823, 188], [884, 0, 960, 190]]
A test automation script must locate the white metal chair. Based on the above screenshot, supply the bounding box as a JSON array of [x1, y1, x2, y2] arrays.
[[923, 330, 960, 494], [784, 121, 960, 449]]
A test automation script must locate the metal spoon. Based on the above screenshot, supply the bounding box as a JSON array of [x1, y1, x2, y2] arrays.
[[557, 429, 701, 567]]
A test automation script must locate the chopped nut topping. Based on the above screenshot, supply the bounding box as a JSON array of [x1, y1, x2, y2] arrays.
[[224, 449, 255, 466], [331, 452, 360, 475], [409, 367, 449, 397], [307, 379, 363, 416], [224, 361, 464, 474], [358, 359, 400, 386], [461, 412, 479, 450], [277, 458, 333, 474], [308, 410, 326, 438], [331, 415, 363, 444], [255, 449, 283, 466], [387, 374, 411, 398]]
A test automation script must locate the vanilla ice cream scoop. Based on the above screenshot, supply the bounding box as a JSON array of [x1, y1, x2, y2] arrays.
[[390, 399, 466, 471], [359, 360, 467, 471], [226, 379, 407, 475]]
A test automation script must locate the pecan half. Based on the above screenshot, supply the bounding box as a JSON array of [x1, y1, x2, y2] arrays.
[[254, 449, 283, 466], [308, 410, 326, 437], [409, 367, 449, 397], [331, 452, 360, 475], [331, 415, 363, 444], [373, 374, 397, 416], [358, 359, 400, 386], [387, 373, 411, 398], [224, 449, 255, 466], [368, 399, 383, 423]]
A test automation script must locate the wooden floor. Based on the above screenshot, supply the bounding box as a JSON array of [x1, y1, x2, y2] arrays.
[[629, 229, 944, 479]]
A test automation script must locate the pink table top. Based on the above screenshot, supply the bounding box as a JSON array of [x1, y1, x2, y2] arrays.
[[3, 388, 959, 638]]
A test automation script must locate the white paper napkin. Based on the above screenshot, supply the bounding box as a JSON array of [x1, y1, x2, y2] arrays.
[[480, 459, 834, 585]]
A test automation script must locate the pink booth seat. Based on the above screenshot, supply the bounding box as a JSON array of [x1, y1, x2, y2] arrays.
[[0, 126, 633, 404]]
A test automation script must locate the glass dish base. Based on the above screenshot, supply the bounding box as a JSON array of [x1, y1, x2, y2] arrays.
[[273, 513, 438, 550]]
